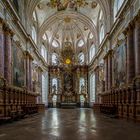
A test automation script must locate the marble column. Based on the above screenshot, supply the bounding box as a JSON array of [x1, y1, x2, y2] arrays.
[[108, 51, 112, 90], [26, 52, 30, 90], [134, 15, 140, 76], [126, 24, 135, 84], [38, 67, 42, 93], [0, 18, 4, 77], [25, 52, 33, 91], [29, 57, 33, 91], [104, 57, 108, 91], [4, 25, 13, 84]]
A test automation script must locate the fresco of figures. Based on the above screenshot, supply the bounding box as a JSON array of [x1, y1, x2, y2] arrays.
[[12, 43, 25, 87], [113, 41, 126, 87], [46, 0, 97, 11]]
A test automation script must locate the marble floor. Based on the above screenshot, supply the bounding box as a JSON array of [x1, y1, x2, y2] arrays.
[[0, 108, 140, 140]]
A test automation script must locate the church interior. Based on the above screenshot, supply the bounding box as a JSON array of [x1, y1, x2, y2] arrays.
[[0, 0, 140, 139]]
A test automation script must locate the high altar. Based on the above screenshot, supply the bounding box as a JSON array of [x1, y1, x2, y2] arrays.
[[48, 41, 88, 108]]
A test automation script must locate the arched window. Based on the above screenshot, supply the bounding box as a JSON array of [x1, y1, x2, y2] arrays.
[[52, 40, 59, 48], [114, 0, 124, 21], [78, 39, 84, 47], [99, 25, 104, 44], [42, 34, 47, 40], [90, 73, 96, 103], [52, 78, 58, 94], [41, 44, 47, 62], [79, 78, 85, 93], [78, 52, 84, 64], [33, 11, 37, 21], [89, 44, 96, 62], [99, 10, 103, 21], [89, 33, 93, 39], [52, 53, 58, 65], [32, 26, 37, 44], [42, 72, 48, 106]]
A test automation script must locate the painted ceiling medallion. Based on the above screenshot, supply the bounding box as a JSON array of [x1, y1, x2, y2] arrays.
[[46, 0, 88, 11], [64, 16, 71, 23]]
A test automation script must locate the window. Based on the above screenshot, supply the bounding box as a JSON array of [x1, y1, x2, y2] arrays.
[[41, 44, 47, 62], [114, 0, 124, 21], [89, 33, 93, 39], [78, 39, 84, 47], [99, 10, 103, 21], [89, 44, 96, 62], [78, 52, 84, 64], [52, 40, 59, 48], [99, 25, 104, 44], [90, 73, 96, 103], [52, 78, 58, 94], [52, 53, 58, 65], [32, 26, 37, 44], [42, 72, 48, 106], [33, 11, 37, 21], [42, 34, 47, 40], [79, 78, 85, 93]]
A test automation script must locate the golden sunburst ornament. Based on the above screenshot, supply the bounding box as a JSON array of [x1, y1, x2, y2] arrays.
[[65, 58, 71, 64]]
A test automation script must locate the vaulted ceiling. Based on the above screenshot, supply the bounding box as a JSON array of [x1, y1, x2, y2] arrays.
[[25, 0, 111, 63]]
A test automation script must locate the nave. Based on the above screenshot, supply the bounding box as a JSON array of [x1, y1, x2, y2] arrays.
[[0, 108, 140, 140]]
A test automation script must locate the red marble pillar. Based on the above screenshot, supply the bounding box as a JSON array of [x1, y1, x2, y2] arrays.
[[4, 25, 13, 84], [108, 51, 112, 90], [126, 24, 135, 84], [29, 57, 33, 91], [26, 53, 30, 90], [26, 52, 33, 91], [134, 16, 140, 76], [0, 18, 4, 77], [104, 57, 108, 91]]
